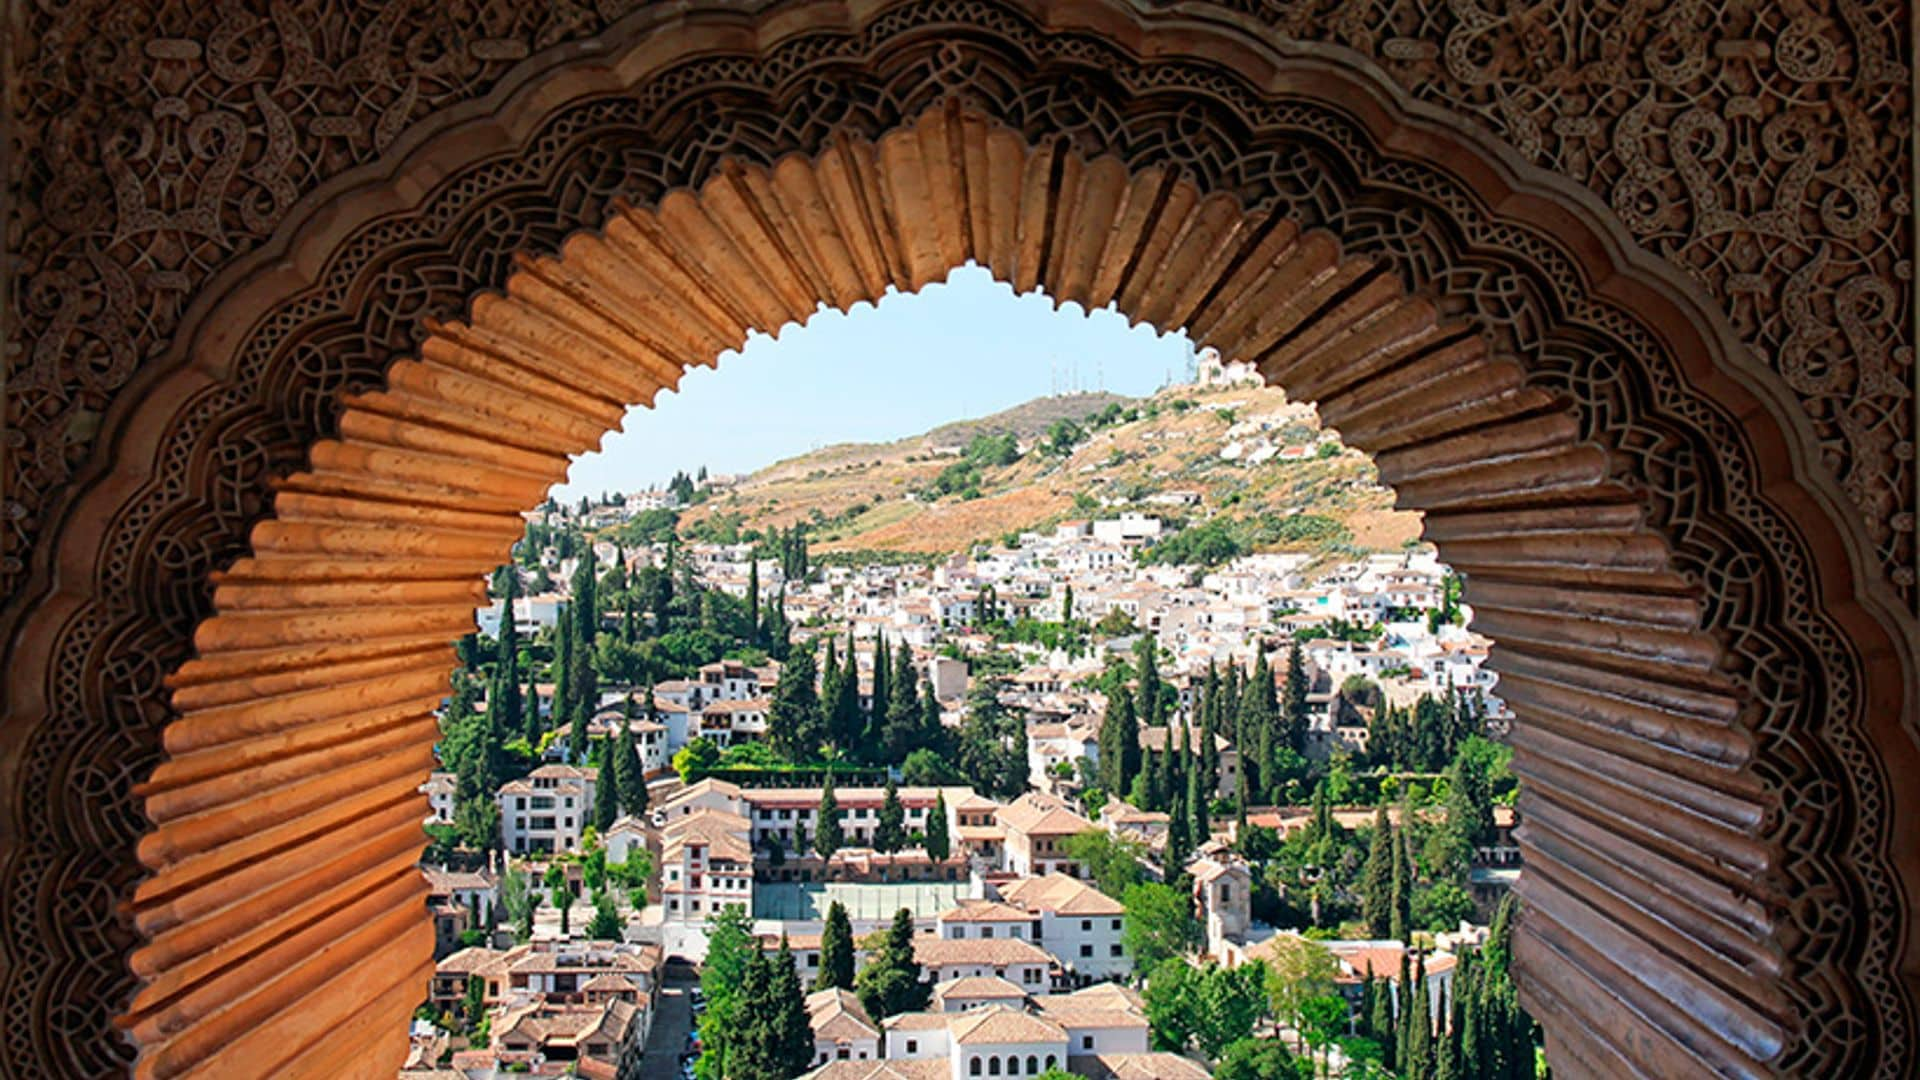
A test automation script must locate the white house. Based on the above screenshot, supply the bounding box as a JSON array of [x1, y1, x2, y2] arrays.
[[496, 765, 597, 854]]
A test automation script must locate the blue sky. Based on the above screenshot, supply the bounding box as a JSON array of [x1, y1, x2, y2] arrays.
[[552, 266, 1196, 499]]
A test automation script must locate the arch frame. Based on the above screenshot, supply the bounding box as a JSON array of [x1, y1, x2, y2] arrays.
[[0, 0, 1914, 1076]]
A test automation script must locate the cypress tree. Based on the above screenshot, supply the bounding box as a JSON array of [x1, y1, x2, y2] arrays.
[[875, 777, 905, 853], [1373, 960, 1398, 1073], [1282, 637, 1310, 754], [618, 694, 650, 816], [1166, 785, 1189, 868], [1397, 951, 1414, 1070], [593, 735, 618, 831], [1098, 684, 1137, 797], [821, 636, 862, 751], [855, 908, 929, 1019], [1357, 968, 1377, 1040], [732, 947, 775, 1078], [1363, 804, 1394, 937], [1434, 975, 1458, 1080], [925, 792, 950, 862], [767, 937, 815, 1076], [1135, 635, 1165, 728], [524, 661, 541, 744], [814, 774, 843, 859], [552, 604, 572, 746], [882, 644, 921, 759], [746, 558, 760, 644], [918, 676, 944, 752], [1310, 779, 1334, 844], [494, 570, 522, 735], [870, 635, 889, 745], [1197, 671, 1220, 802], [815, 901, 856, 991], [1185, 744, 1207, 848], [768, 643, 820, 761], [1238, 650, 1274, 802], [1408, 951, 1433, 1080], [1391, 812, 1412, 942]]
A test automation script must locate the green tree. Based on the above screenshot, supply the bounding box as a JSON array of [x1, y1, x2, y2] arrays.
[[759, 938, 816, 1078], [1262, 935, 1338, 1055], [585, 888, 623, 940], [1238, 650, 1276, 802], [1122, 882, 1201, 970], [814, 774, 843, 858], [1097, 684, 1139, 798], [822, 636, 864, 751], [618, 692, 650, 815], [769, 642, 821, 761], [1362, 804, 1394, 937], [815, 901, 856, 991], [593, 736, 619, 832], [855, 908, 929, 1019], [881, 645, 922, 759], [1196, 961, 1270, 1058], [698, 904, 758, 1079], [956, 676, 1025, 798], [1391, 806, 1414, 942], [874, 777, 906, 853], [500, 865, 535, 944], [1062, 829, 1147, 899], [673, 735, 721, 784], [494, 569, 523, 734], [924, 792, 951, 862], [902, 748, 961, 786], [1214, 1037, 1308, 1080], [1144, 958, 1201, 1052], [1281, 638, 1310, 755]]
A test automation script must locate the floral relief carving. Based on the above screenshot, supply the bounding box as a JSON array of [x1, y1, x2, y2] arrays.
[[0, 0, 1912, 1076]]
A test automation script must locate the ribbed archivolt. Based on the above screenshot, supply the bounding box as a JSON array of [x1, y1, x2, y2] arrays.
[[132, 101, 1777, 1078]]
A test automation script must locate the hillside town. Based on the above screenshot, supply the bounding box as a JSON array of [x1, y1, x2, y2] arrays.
[[405, 393, 1536, 1080]]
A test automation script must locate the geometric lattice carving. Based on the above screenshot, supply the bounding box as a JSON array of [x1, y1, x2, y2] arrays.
[[0, 2, 1914, 1077]]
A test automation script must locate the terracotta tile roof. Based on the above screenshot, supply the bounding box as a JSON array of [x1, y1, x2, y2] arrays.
[[937, 900, 1036, 924], [932, 975, 1029, 1002], [799, 1061, 949, 1080], [880, 1011, 953, 1032], [1059, 982, 1145, 1011], [806, 988, 881, 1042], [913, 937, 1053, 968], [1067, 1052, 1212, 1079], [949, 1006, 1067, 1045], [1031, 1005, 1148, 1030], [996, 793, 1092, 837], [423, 868, 493, 893], [435, 945, 506, 975], [998, 874, 1124, 917]]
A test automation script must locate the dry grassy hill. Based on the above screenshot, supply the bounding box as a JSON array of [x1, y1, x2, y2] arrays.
[[680, 383, 1422, 557]]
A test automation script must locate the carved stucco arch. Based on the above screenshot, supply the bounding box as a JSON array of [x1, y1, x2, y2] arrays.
[[0, 1, 1915, 1077]]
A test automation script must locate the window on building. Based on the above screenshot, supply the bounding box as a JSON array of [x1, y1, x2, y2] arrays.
[[1080, 944, 1092, 958], [1081, 919, 1092, 931], [981, 927, 993, 939], [907, 1040, 918, 1054], [1082, 1036, 1094, 1050]]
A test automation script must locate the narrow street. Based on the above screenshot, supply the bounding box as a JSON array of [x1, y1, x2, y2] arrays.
[[639, 966, 697, 1078]]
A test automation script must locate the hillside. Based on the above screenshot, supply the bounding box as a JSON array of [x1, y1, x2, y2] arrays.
[[679, 381, 1422, 557]]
